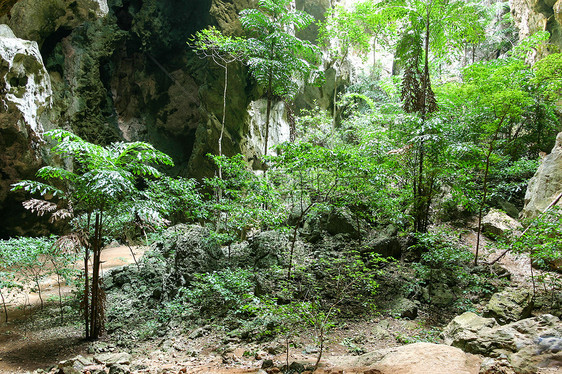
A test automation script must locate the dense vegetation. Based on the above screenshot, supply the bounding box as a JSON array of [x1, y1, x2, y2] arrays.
[[1, 0, 562, 369]]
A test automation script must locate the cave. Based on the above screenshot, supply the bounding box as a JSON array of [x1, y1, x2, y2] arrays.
[[39, 26, 72, 62]]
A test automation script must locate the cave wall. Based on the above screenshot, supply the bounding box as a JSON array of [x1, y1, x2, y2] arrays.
[[510, 0, 562, 50], [0, 0, 334, 237]]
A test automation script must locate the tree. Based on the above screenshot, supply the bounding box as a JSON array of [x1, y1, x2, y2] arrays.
[[188, 27, 246, 181], [239, 0, 321, 156], [377, 0, 486, 232], [319, 4, 373, 126], [12, 129, 173, 339]]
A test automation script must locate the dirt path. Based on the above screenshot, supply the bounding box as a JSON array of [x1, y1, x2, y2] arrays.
[[0, 245, 144, 373]]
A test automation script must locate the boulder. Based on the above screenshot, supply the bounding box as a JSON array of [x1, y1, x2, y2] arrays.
[[366, 237, 403, 259], [108, 364, 131, 374], [247, 230, 289, 268], [389, 297, 418, 320], [354, 342, 481, 374], [442, 312, 499, 352], [481, 209, 522, 238], [483, 288, 533, 324], [326, 207, 358, 238], [155, 224, 224, 292], [521, 132, 562, 220], [94, 352, 131, 366], [443, 313, 562, 374]]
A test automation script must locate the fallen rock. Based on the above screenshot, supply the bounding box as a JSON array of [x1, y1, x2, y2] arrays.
[[94, 352, 131, 366], [354, 342, 481, 374], [442, 312, 499, 352], [389, 297, 418, 320], [483, 288, 533, 324], [482, 209, 522, 238], [57, 355, 94, 374], [108, 363, 131, 374]]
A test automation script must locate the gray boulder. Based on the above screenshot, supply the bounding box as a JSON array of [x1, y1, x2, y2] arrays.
[[443, 313, 562, 374], [326, 207, 358, 238], [482, 209, 522, 238], [154, 224, 224, 291], [94, 352, 131, 366], [248, 230, 289, 268], [442, 312, 499, 352], [389, 297, 419, 320], [483, 288, 533, 324]]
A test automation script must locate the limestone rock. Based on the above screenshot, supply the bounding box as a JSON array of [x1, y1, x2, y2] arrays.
[[326, 207, 358, 238], [483, 288, 533, 324], [0, 24, 52, 237], [442, 312, 499, 352], [154, 224, 224, 292], [389, 297, 419, 320], [94, 352, 131, 366], [509, 0, 562, 53], [248, 230, 290, 268], [481, 209, 523, 237], [354, 342, 481, 374], [108, 363, 131, 374], [521, 132, 562, 219], [0, 0, 108, 44], [444, 313, 562, 374], [242, 99, 291, 163]]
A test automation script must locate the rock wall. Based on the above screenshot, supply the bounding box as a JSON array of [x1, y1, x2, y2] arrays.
[[521, 132, 562, 218], [0, 24, 52, 237], [510, 0, 562, 49], [0, 0, 332, 236]]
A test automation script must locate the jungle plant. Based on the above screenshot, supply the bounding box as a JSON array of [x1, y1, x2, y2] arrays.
[[203, 154, 282, 248], [376, 0, 486, 232], [12, 129, 173, 339], [239, 0, 321, 155], [188, 27, 246, 180]]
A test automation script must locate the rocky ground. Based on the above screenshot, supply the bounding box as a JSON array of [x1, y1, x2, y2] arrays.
[[0, 222, 561, 374]]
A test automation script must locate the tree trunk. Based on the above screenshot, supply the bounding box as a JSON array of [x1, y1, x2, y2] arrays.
[[264, 72, 273, 157], [475, 116, 505, 265], [219, 63, 228, 181], [0, 288, 8, 323]]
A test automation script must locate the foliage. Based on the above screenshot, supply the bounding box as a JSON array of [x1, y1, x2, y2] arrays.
[[240, 0, 321, 100], [203, 154, 282, 245], [534, 52, 562, 101], [163, 268, 258, 322], [239, 0, 321, 154], [513, 207, 562, 270], [12, 129, 174, 339], [411, 229, 500, 310]]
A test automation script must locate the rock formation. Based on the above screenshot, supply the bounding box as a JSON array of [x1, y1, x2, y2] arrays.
[[521, 132, 562, 219], [0, 0, 331, 236], [510, 0, 562, 49], [443, 312, 562, 374], [0, 24, 52, 237]]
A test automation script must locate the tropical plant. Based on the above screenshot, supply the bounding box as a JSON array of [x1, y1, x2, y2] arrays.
[[188, 27, 246, 180], [376, 0, 487, 232], [12, 129, 173, 339], [239, 0, 321, 155]]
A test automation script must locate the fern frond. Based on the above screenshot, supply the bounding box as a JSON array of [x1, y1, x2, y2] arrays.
[[11, 181, 64, 197], [49, 209, 73, 223], [22, 199, 58, 216]]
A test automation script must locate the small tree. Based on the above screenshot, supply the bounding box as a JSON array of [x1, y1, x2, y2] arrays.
[[239, 0, 321, 156], [12, 129, 173, 339], [188, 27, 246, 181], [377, 0, 486, 232]]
